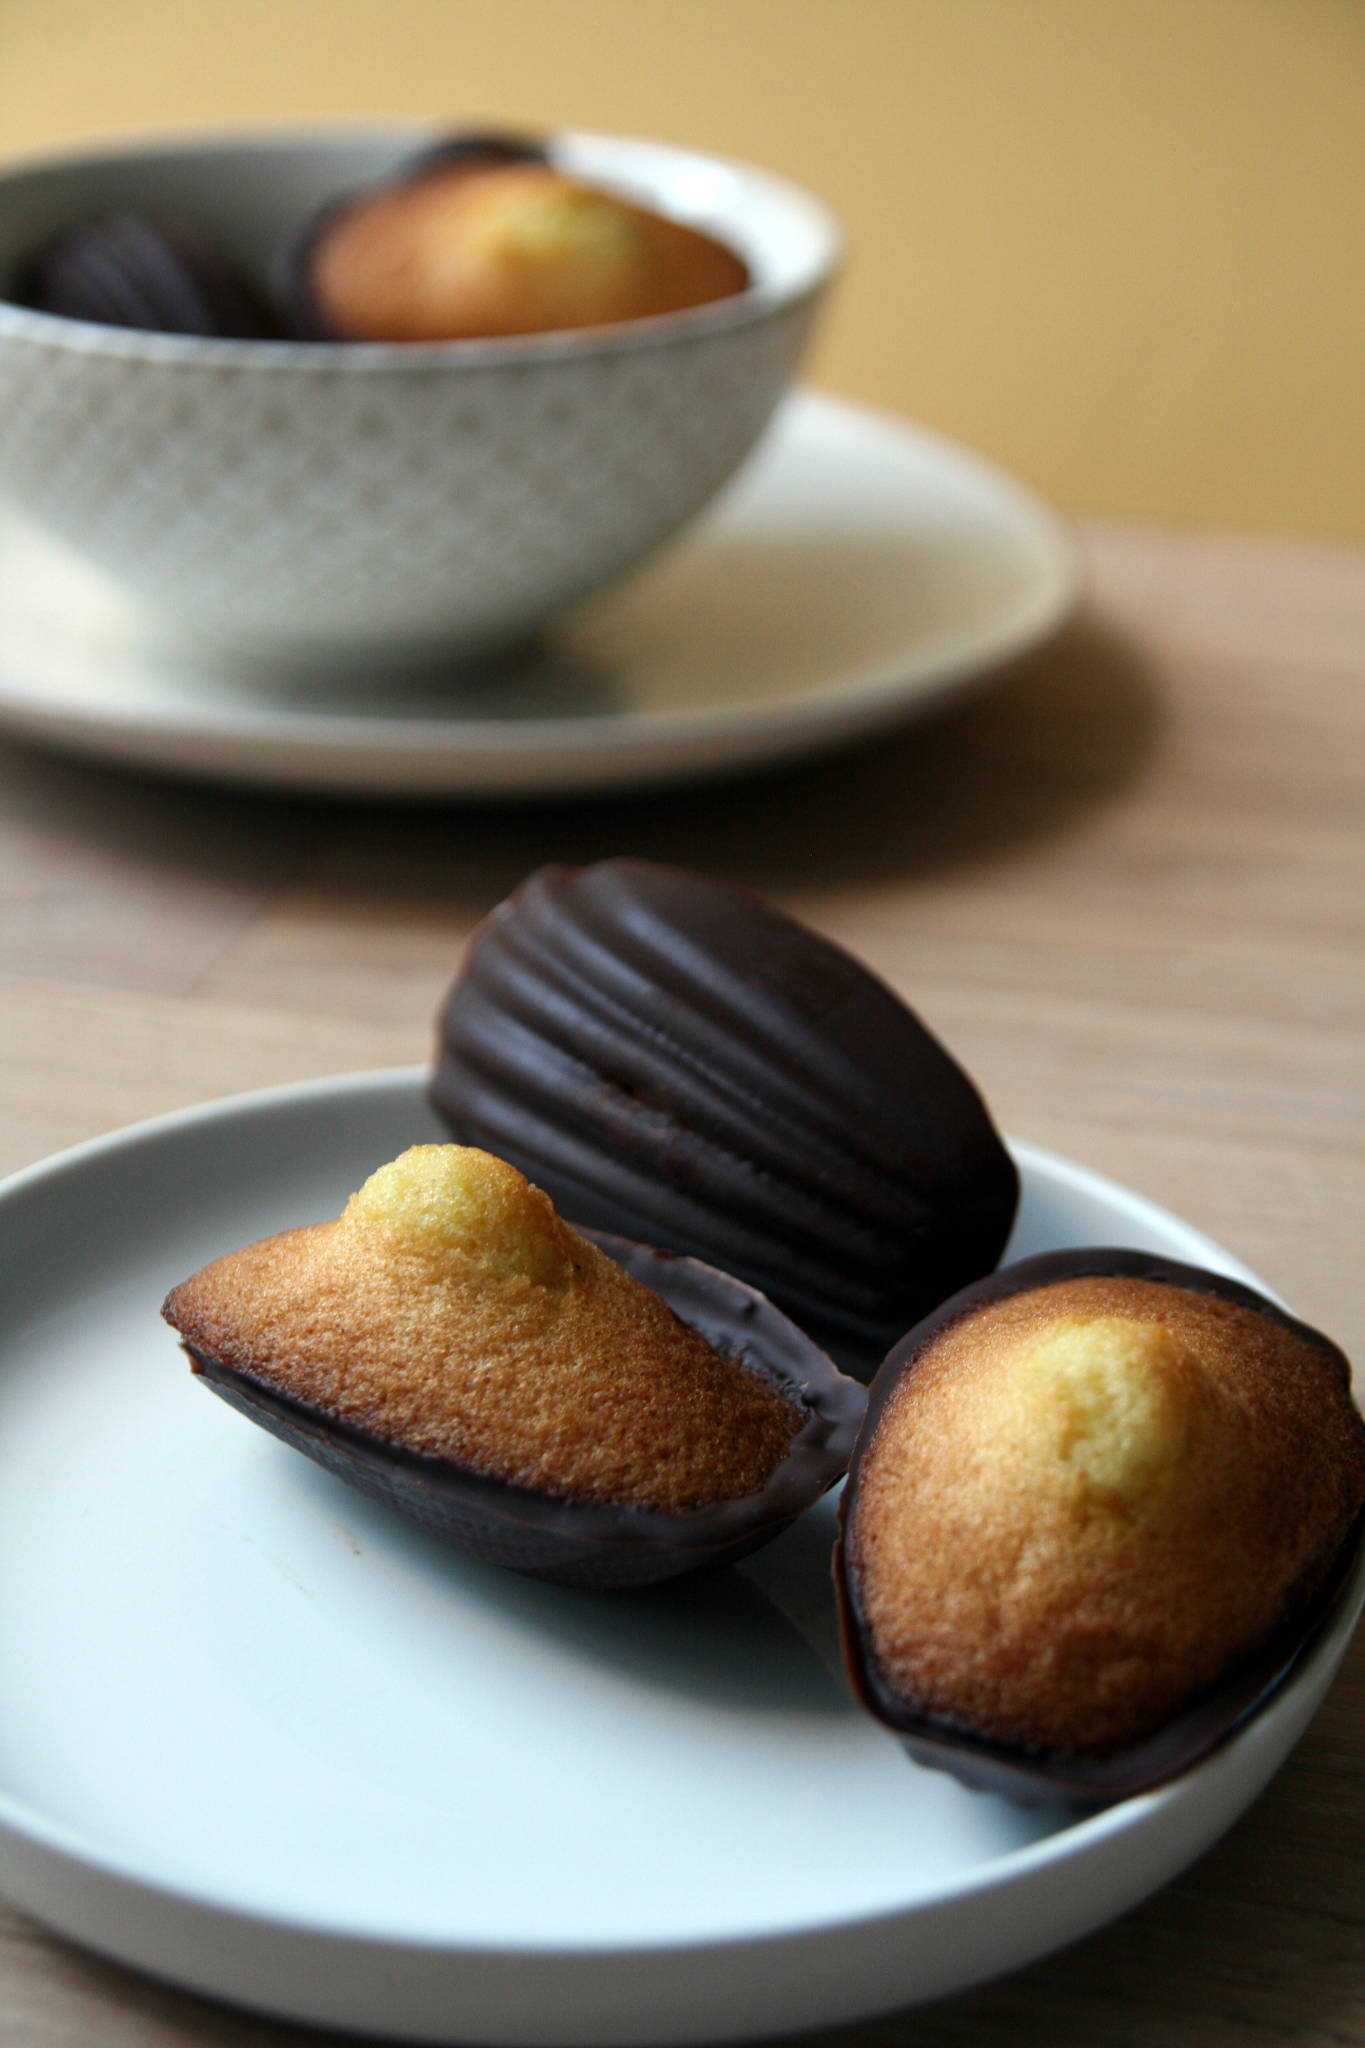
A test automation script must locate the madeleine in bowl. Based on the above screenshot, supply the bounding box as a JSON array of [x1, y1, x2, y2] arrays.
[[0, 126, 837, 667]]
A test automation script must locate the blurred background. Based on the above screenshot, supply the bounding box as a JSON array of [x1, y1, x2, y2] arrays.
[[1, 0, 1361, 542]]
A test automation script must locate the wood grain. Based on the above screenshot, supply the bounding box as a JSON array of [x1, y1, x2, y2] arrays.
[[1, 521, 1363, 2045]]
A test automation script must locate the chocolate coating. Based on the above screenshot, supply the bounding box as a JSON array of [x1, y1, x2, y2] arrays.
[[177, 1230, 865, 1591], [15, 214, 280, 338], [397, 133, 551, 179], [835, 1247, 1365, 1805], [431, 861, 1019, 1379]]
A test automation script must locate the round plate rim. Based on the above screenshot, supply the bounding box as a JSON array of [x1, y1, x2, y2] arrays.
[[0, 1066, 1353, 2043]]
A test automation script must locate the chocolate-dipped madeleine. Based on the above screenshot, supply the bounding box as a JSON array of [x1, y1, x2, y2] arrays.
[[835, 1248, 1365, 1804], [163, 1144, 863, 1589], [283, 144, 749, 342], [16, 214, 280, 338], [274, 132, 548, 339], [431, 860, 1019, 1379]]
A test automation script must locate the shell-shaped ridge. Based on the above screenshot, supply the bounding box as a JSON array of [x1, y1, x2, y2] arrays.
[[449, 970, 936, 1266], [485, 887, 895, 1175], [459, 876, 971, 1244], [504, 865, 994, 1181], [441, 1043, 911, 1323], [434, 861, 1020, 1376]]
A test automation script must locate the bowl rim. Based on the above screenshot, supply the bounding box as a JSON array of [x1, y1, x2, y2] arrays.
[[0, 119, 842, 370]]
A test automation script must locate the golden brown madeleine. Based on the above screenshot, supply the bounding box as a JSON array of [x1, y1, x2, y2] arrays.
[[835, 1248, 1365, 1803], [164, 1145, 864, 1587], [295, 157, 749, 342]]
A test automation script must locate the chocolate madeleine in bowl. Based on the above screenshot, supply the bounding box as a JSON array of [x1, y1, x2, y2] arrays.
[[163, 1144, 863, 1590], [835, 1248, 1365, 1804], [431, 860, 1019, 1380], [18, 213, 281, 338]]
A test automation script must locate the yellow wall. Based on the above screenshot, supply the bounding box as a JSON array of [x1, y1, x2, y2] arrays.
[[3, 0, 1362, 540]]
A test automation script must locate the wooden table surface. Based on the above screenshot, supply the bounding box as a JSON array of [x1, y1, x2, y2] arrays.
[[2, 521, 1363, 2046]]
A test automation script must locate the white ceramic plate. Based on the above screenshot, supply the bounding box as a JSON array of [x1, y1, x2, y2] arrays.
[[1, 1069, 1356, 2046], [0, 392, 1077, 797]]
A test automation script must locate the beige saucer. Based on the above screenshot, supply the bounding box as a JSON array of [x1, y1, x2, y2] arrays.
[[0, 392, 1077, 796]]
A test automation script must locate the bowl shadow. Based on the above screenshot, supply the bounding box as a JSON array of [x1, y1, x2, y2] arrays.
[[283, 1452, 853, 1723], [0, 603, 1162, 920]]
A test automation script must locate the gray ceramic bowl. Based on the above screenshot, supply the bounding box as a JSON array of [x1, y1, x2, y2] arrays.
[[0, 126, 838, 668]]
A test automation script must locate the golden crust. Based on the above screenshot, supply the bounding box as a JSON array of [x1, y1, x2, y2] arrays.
[[312, 162, 750, 342], [163, 1145, 800, 1514], [847, 1275, 1365, 1758]]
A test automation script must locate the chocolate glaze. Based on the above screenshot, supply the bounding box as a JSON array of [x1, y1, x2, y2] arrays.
[[15, 214, 281, 338], [396, 133, 550, 179], [834, 1246, 1365, 1805], [175, 1229, 866, 1591], [431, 861, 1019, 1380]]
